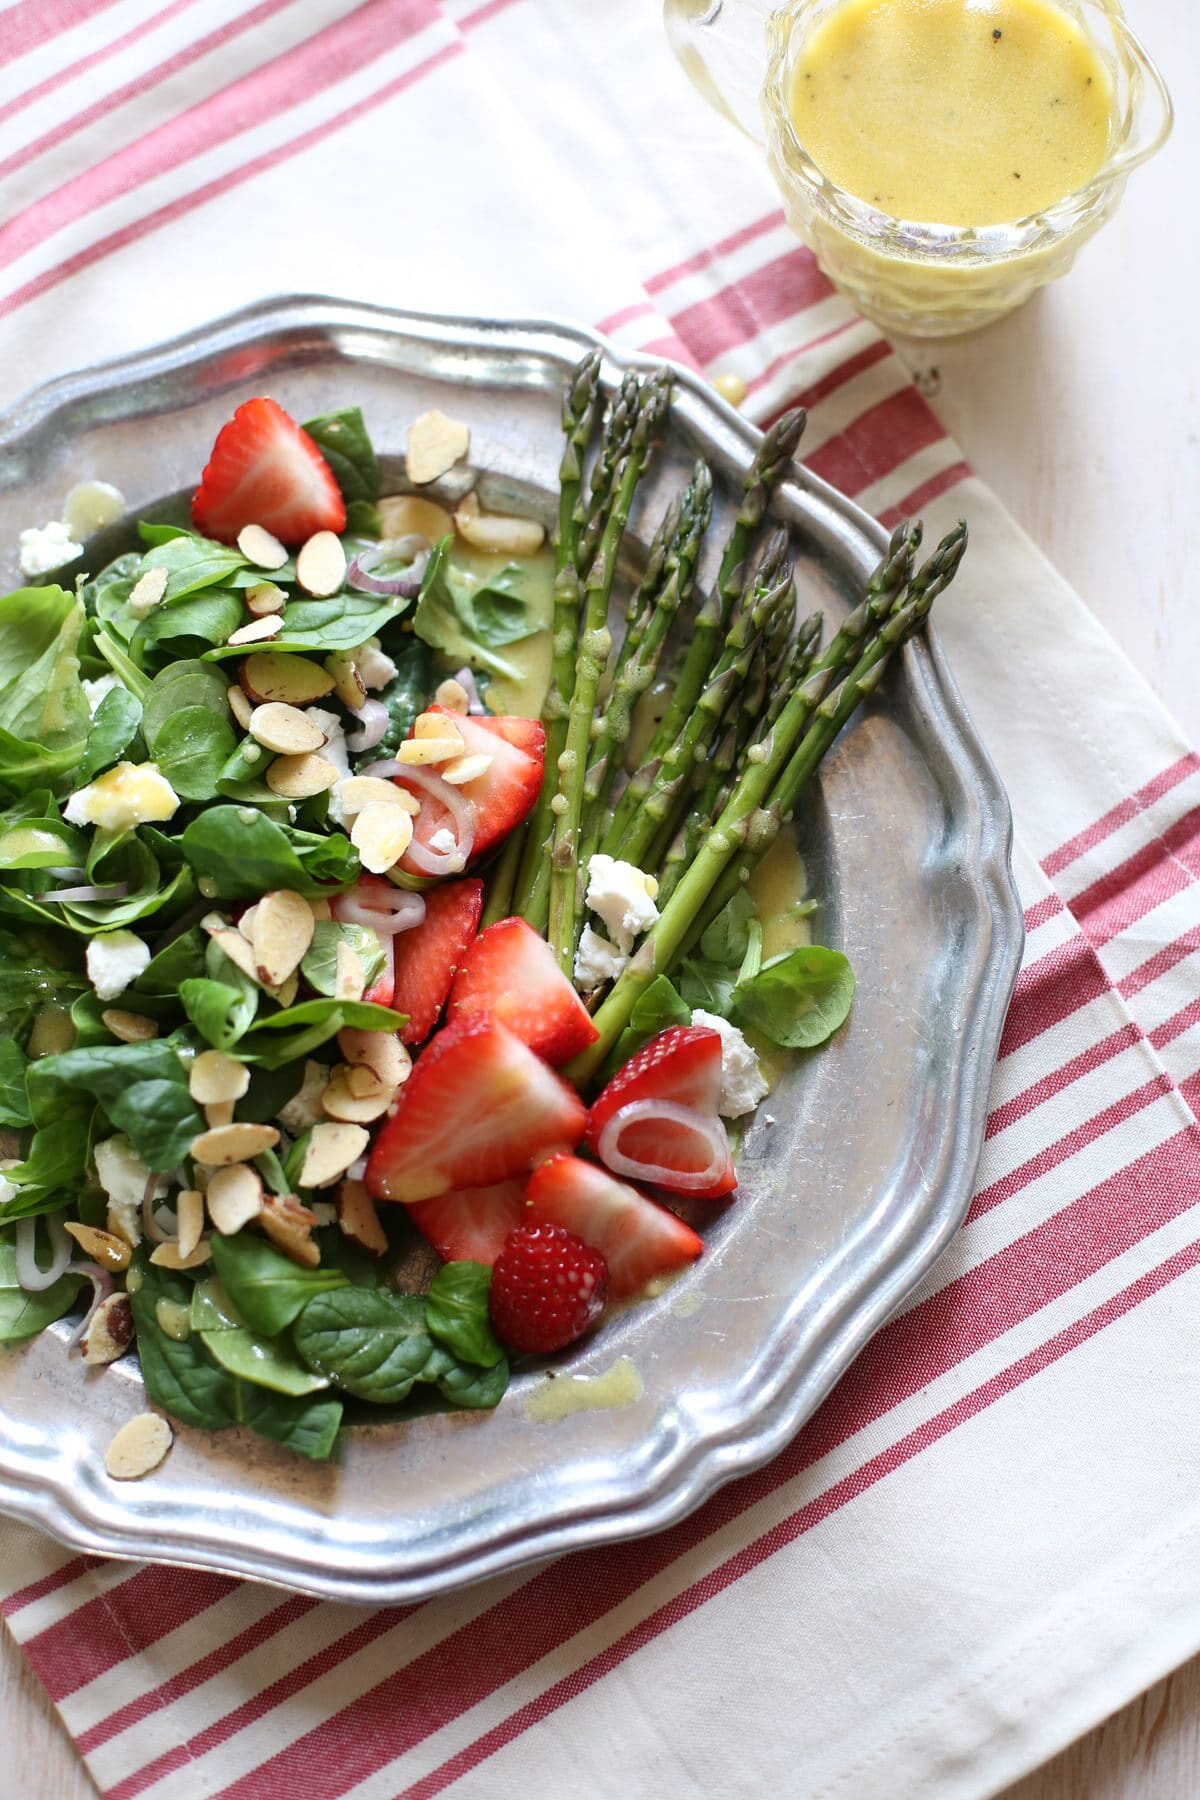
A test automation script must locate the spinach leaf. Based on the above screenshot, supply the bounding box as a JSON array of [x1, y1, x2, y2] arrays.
[[141, 660, 230, 752], [209, 1232, 348, 1337], [152, 706, 238, 801], [239, 997, 401, 1068], [0, 1040, 31, 1127], [424, 1262, 504, 1369], [129, 1263, 238, 1428], [345, 499, 382, 538], [301, 921, 386, 998], [137, 589, 244, 655], [730, 945, 856, 1049], [32, 1040, 203, 1168], [141, 534, 247, 601], [81, 685, 142, 781], [238, 1060, 303, 1126], [601, 975, 691, 1082], [302, 407, 379, 503], [0, 1239, 85, 1341], [0, 924, 85, 1034], [413, 538, 523, 682], [182, 934, 259, 1049], [678, 892, 761, 1019], [462, 564, 543, 649], [181, 806, 358, 900], [92, 628, 150, 703], [233, 1384, 343, 1460], [191, 1278, 330, 1397], [0, 587, 90, 796], [0, 810, 85, 871], [135, 926, 207, 994], [293, 1288, 437, 1404], [431, 1349, 510, 1410], [360, 639, 432, 769], [0, 1110, 92, 1218], [202, 593, 408, 659], [83, 554, 142, 639], [699, 889, 758, 967]]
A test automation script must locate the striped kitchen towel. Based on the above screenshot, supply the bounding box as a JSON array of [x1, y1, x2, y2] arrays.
[[2, 3, 1200, 1797]]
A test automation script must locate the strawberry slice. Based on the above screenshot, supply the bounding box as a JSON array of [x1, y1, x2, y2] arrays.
[[366, 1016, 586, 1203], [447, 917, 599, 1066], [331, 874, 395, 1007], [389, 878, 483, 1046], [408, 1179, 527, 1266], [585, 1025, 736, 1197], [191, 397, 346, 546], [524, 1153, 703, 1299], [397, 708, 544, 868]]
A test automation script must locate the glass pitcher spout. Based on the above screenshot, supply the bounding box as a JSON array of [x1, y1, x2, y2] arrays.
[[663, 0, 776, 144]]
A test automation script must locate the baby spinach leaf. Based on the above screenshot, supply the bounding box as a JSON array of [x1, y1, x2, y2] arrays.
[[0, 587, 89, 797], [92, 628, 150, 703], [301, 921, 386, 998], [82, 554, 142, 636], [413, 539, 523, 681], [233, 1384, 343, 1460], [130, 1266, 235, 1428], [141, 659, 230, 752], [240, 996, 402, 1068], [137, 589, 244, 655], [81, 684, 142, 781], [0, 811, 85, 871], [293, 1288, 437, 1405], [431, 1348, 510, 1411], [180, 806, 358, 900], [302, 407, 379, 503], [209, 1232, 348, 1337], [191, 1278, 330, 1397], [152, 706, 238, 801], [730, 945, 856, 1049], [34, 1040, 203, 1169], [361, 638, 432, 768], [181, 937, 258, 1050], [238, 1060, 303, 1126], [137, 521, 190, 548], [699, 889, 758, 967], [0, 1040, 31, 1127], [345, 499, 382, 538], [0, 1239, 86, 1341], [0, 924, 85, 1034], [142, 534, 248, 601], [461, 564, 543, 649], [600, 975, 691, 1082], [202, 593, 408, 659], [135, 926, 207, 994], [0, 1111, 92, 1218], [424, 1262, 504, 1369]]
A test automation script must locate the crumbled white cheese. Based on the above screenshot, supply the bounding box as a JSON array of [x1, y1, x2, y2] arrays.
[[429, 826, 456, 854], [0, 1173, 16, 1206], [64, 762, 179, 832], [86, 930, 151, 1001], [311, 708, 351, 825], [94, 1135, 149, 1247], [309, 1201, 337, 1227], [278, 1060, 330, 1136], [574, 924, 627, 991], [81, 672, 120, 716], [585, 854, 659, 954], [355, 638, 398, 690], [691, 1009, 769, 1118], [18, 519, 83, 578]]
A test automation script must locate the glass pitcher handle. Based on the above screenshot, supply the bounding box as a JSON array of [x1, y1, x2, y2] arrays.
[[663, 0, 774, 145]]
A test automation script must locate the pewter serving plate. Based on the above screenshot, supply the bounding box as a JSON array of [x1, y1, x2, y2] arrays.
[[0, 299, 1021, 1602]]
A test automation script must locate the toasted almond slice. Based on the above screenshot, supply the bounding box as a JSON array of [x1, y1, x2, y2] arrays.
[[336, 1178, 388, 1257], [106, 1413, 172, 1480], [227, 683, 255, 729], [128, 566, 169, 618], [339, 775, 417, 818], [300, 1121, 369, 1189], [237, 523, 288, 569], [406, 409, 470, 485], [296, 530, 346, 598], [308, 897, 333, 923], [270, 971, 299, 1009], [265, 751, 339, 799], [237, 903, 259, 942], [322, 1064, 394, 1124], [377, 493, 454, 542], [190, 1120, 279, 1166], [64, 1221, 131, 1271], [240, 652, 334, 706], [397, 736, 464, 767], [345, 1062, 391, 1099], [337, 1027, 411, 1088], [351, 801, 413, 874], [259, 1193, 320, 1266], [413, 710, 463, 743], [203, 1101, 233, 1128], [433, 677, 470, 713], [251, 888, 315, 988], [176, 1187, 205, 1259], [453, 489, 546, 556], [228, 615, 283, 647], [82, 1292, 134, 1366], [149, 1239, 212, 1269], [101, 1008, 159, 1043], [249, 701, 328, 754], [325, 652, 366, 712], [189, 1048, 251, 1109], [335, 940, 366, 1002], [245, 581, 288, 617], [206, 1162, 264, 1235], [205, 924, 260, 984], [441, 751, 493, 786]]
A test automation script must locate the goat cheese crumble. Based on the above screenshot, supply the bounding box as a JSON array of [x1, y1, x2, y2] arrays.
[[574, 924, 628, 991], [64, 763, 179, 832], [584, 854, 659, 954], [18, 520, 83, 578], [691, 1009, 769, 1118], [86, 931, 151, 1002], [93, 1135, 150, 1247]]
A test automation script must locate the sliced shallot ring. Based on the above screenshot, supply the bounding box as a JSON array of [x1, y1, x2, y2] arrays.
[[335, 887, 426, 936], [15, 1214, 72, 1291], [453, 667, 486, 715], [42, 882, 130, 903], [63, 1263, 115, 1348], [596, 1100, 731, 1193], [346, 537, 428, 597], [360, 760, 476, 874], [142, 1173, 178, 1245], [344, 699, 389, 754]]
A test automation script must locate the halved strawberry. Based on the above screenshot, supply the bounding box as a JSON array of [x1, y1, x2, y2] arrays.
[[407, 1179, 527, 1266], [331, 875, 395, 1006], [366, 1016, 586, 1203], [390, 878, 483, 1046], [191, 397, 346, 546], [585, 1025, 735, 1197], [524, 1153, 703, 1298], [447, 917, 599, 1066], [396, 708, 544, 868]]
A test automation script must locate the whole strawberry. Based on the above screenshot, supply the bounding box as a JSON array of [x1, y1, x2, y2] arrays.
[[489, 1222, 609, 1355]]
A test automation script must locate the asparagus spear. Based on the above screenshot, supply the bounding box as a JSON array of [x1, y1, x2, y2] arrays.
[[578, 372, 642, 577]]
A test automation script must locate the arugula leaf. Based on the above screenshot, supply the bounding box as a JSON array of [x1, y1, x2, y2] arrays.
[[731, 945, 856, 1049], [0, 1239, 85, 1341], [209, 1233, 348, 1337], [360, 638, 432, 769], [141, 534, 247, 601], [0, 587, 90, 797], [413, 538, 524, 681], [81, 686, 142, 781], [151, 706, 238, 801], [181, 807, 358, 900], [302, 407, 379, 503], [424, 1262, 504, 1369], [0, 1040, 31, 1127], [191, 1278, 330, 1397], [31, 1040, 203, 1168], [293, 1288, 438, 1404], [301, 921, 386, 998]]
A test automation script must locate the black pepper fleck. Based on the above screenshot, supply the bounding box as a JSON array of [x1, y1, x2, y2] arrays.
[[992, 27, 1002, 39]]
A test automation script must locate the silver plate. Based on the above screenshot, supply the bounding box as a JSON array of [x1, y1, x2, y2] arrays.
[[0, 298, 1021, 1603]]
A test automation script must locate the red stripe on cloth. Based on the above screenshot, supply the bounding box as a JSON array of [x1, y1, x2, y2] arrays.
[[0, 0, 120, 66], [969, 1073, 1171, 1220], [985, 1021, 1141, 1141], [667, 245, 834, 368], [0, 0, 201, 132], [403, 1237, 1200, 1800], [0, 34, 465, 321], [638, 331, 702, 370], [0, 0, 297, 185], [745, 315, 864, 406], [1150, 994, 1200, 1053], [0, 1553, 103, 1618], [876, 458, 971, 531], [1179, 1069, 1200, 1115], [803, 386, 946, 499], [24, 1568, 237, 1702], [1069, 805, 1200, 948], [1043, 753, 1200, 880], [1121, 925, 1200, 1001], [195, 1125, 1200, 1800], [595, 299, 655, 337], [645, 209, 785, 297], [1024, 892, 1065, 932], [997, 934, 1112, 1059], [0, 0, 436, 274]]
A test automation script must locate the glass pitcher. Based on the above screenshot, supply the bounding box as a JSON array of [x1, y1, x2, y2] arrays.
[[664, 0, 1172, 336]]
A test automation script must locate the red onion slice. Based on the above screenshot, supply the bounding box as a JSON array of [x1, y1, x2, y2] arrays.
[[596, 1100, 731, 1193], [360, 761, 476, 874], [142, 1174, 178, 1245], [63, 1263, 115, 1348], [346, 537, 428, 596], [453, 668, 486, 715], [43, 882, 129, 903], [335, 887, 426, 936], [15, 1214, 72, 1291], [344, 699, 388, 753]]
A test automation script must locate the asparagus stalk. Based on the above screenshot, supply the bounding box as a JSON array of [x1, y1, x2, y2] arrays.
[[578, 372, 642, 577]]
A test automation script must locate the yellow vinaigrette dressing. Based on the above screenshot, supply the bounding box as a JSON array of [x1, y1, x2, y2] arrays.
[[791, 0, 1113, 227]]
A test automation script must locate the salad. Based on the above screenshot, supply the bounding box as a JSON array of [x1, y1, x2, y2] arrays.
[[0, 357, 966, 1477]]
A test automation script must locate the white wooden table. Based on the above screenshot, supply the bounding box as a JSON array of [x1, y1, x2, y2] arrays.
[[2, 2, 1195, 1790]]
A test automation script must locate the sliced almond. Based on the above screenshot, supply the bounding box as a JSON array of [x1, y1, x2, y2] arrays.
[[206, 1162, 264, 1235], [413, 710, 463, 743], [64, 1221, 131, 1272], [324, 652, 366, 712], [345, 1062, 392, 1099], [453, 488, 545, 556], [397, 736, 464, 767], [101, 1008, 159, 1043], [300, 1121, 369, 1189], [190, 1121, 279, 1166], [249, 702, 327, 755], [237, 903, 259, 942], [433, 677, 470, 713], [296, 530, 346, 598], [336, 1178, 388, 1257], [406, 409, 470, 486], [240, 652, 334, 706], [244, 581, 288, 617], [259, 1193, 320, 1267], [105, 1413, 172, 1481], [377, 493, 454, 542], [250, 888, 315, 988], [82, 1292, 134, 1366], [335, 939, 366, 1001], [237, 523, 288, 570], [269, 970, 299, 1008], [188, 1048, 251, 1109], [227, 683, 255, 729], [265, 751, 339, 799], [351, 801, 413, 874], [204, 923, 260, 985], [128, 566, 169, 619], [228, 615, 283, 648], [338, 776, 419, 818], [338, 1028, 411, 1088], [322, 1064, 394, 1124], [176, 1187, 205, 1259], [440, 751, 492, 786], [308, 897, 333, 923], [149, 1240, 212, 1270]]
